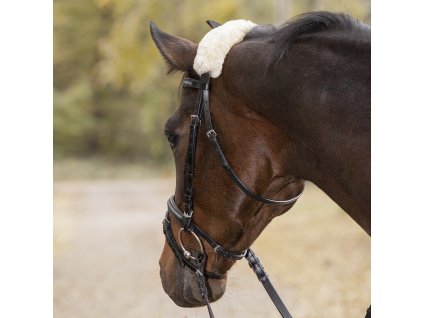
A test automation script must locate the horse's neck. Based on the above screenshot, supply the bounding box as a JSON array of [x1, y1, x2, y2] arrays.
[[263, 33, 371, 234]]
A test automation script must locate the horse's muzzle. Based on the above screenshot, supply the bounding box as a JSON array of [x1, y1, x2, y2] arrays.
[[159, 254, 227, 307]]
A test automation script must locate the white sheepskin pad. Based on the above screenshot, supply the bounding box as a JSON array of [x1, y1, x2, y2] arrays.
[[193, 19, 257, 78]]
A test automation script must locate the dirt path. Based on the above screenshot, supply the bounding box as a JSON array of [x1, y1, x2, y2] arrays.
[[54, 179, 370, 318]]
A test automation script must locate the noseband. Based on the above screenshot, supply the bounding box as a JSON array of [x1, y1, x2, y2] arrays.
[[163, 72, 302, 318]]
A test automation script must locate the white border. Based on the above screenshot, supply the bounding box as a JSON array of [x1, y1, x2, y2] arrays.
[[372, 0, 423, 316], [0, 1, 52, 317]]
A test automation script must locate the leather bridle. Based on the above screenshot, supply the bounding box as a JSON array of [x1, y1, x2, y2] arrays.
[[162, 72, 303, 318]]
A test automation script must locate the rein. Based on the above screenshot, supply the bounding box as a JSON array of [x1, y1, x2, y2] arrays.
[[162, 72, 302, 318]]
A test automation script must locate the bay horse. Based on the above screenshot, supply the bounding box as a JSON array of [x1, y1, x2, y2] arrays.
[[150, 11, 370, 317]]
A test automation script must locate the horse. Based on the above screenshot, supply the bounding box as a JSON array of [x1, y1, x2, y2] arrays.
[[150, 11, 370, 317]]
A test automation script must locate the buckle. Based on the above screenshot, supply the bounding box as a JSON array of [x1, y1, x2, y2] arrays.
[[190, 115, 201, 126], [206, 129, 217, 140]]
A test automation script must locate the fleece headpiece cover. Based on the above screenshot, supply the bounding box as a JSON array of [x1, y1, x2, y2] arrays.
[[193, 19, 257, 78]]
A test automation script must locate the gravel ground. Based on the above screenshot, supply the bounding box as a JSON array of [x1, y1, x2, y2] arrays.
[[54, 179, 370, 318]]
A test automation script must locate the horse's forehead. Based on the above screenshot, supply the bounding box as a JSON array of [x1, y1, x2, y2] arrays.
[[193, 19, 257, 78]]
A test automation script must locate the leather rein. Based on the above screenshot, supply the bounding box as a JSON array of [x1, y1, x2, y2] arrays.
[[163, 72, 303, 318]]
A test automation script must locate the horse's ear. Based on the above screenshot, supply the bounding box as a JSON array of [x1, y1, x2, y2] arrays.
[[206, 20, 221, 29], [150, 21, 198, 73]]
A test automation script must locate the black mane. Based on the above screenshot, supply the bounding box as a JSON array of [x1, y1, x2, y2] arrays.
[[257, 11, 368, 66]]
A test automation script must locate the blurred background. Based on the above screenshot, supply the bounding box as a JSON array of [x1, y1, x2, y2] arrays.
[[54, 1, 370, 317]]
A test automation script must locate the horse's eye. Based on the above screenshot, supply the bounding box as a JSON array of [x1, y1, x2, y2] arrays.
[[165, 131, 178, 149]]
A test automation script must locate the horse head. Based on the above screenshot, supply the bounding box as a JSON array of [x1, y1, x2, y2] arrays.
[[150, 20, 304, 307]]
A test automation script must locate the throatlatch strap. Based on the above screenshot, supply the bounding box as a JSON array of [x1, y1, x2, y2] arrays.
[[200, 73, 303, 206]]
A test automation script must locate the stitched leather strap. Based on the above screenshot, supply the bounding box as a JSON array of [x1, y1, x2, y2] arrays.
[[190, 74, 303, 206], [245, 249, 293, 318], [167, 196, 248, 260], [166, 197, 294, 317], [206, 129, 302, 205], [196, 258, 215, 318], [182, 73, 211, 228], [163, 215, 225, 280]]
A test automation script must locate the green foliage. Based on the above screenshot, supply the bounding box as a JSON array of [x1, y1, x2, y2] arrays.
[[54, 0, 369, 164], [54, 80, 95, 156]]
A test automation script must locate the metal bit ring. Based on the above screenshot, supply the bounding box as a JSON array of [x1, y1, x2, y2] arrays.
[[178, 228, 204, 260]]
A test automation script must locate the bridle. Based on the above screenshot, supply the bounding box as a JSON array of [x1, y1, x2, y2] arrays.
[[162, 72, 303, 318]]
